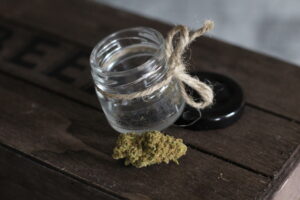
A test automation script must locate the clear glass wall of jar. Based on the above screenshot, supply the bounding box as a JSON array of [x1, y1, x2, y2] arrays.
[[90, 27, 185, 133]]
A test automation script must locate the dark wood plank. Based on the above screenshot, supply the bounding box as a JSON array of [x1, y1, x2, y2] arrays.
[[169, 107, 300, 176], [0, 22, 97, 107], [0, 73, 269, 200], [0, 0, 299, 121], [0, 0, 299, 199], [0, 144, 121, 200], [263, 146, 300, 200], [0, 19, 299, 177]]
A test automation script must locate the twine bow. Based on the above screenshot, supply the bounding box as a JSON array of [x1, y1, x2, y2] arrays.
[[100, 20, 214, 109]]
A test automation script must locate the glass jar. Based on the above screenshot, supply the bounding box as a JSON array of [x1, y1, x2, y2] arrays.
[[90, 27, 185, 133]]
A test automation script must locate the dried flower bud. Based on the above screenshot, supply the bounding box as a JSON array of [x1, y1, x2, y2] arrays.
[[112, 131, 187, 168]]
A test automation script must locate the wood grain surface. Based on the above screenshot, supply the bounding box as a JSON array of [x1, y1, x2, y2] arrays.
[[0, 0, 299, 199], [0, 18, 299, 176], [0, 144, 121, 200], [0, 73, 269, 200]]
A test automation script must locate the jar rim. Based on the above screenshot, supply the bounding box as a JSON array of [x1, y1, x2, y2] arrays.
[[90, 27, 165, 77]]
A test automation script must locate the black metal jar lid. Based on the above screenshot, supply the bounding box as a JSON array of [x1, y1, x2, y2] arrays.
[[175, 72, 245, 130]]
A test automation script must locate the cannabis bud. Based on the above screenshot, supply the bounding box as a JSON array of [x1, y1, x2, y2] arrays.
[[112, 131, 187, 168]]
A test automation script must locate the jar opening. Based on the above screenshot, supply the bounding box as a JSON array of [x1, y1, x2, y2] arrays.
[[90, 27, 165, 76], [90, 27, 167, 94]]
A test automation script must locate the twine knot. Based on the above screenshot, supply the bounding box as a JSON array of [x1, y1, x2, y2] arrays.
[[100, 20, 214, 109], [164, 20, 214, 109]]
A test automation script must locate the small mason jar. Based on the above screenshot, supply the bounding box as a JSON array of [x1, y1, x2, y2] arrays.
[[90, 27, 185, 133]]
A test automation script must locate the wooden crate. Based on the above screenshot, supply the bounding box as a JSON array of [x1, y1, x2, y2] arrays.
[[0, 0, 299, 199]]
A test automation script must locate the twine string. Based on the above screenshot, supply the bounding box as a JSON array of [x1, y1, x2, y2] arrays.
[[99, 20, 214, 109]]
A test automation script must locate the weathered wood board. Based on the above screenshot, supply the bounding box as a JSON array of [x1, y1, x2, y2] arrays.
[[0, 0, 299, 199]]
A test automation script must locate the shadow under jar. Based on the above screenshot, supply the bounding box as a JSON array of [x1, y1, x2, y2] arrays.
[[90, 27, 185, 133]]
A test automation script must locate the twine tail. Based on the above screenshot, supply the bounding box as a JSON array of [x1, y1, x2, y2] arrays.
[[177, 73, 214, 109], [166, 20, 215, 109]]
